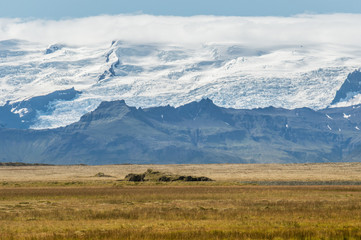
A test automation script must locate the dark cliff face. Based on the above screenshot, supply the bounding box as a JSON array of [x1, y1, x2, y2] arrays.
[[0, 97, 361, 165], [331, 70, 361, 105]]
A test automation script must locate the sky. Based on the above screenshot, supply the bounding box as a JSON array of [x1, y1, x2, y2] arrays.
[[1, 0, 361, 19]]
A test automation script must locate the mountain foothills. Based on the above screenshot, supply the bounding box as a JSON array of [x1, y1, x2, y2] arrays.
[[1, 84, 361, 164]]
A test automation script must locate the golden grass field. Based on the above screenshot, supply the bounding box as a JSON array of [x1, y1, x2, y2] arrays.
[[0, 163, 361, 239], [1, 162, 361, 182]]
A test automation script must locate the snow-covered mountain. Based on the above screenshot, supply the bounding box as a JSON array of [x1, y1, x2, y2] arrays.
[[1, 38, 361, 129], [2, 15, 361, 164]]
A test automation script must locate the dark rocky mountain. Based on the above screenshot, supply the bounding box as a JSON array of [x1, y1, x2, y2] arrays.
[[1, 97, 361, 164], [331, 70, 361, 105]]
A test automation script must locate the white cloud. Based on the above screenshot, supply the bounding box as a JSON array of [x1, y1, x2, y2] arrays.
[[1, 14, 361, 47]]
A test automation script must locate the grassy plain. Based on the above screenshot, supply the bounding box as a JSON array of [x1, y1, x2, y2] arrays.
[[0, 163, 361, 239]]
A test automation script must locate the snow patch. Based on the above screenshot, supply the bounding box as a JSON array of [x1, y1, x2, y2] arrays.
[[11, 108, 29, 118], [326, 114, 333, 120], [343, 113, 351, 119]]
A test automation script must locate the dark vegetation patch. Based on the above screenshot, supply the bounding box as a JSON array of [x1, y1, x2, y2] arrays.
[[94, 172, 114, 178], [124, 169, 213, 182]]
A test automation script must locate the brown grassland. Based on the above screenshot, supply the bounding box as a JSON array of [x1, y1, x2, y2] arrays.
[[0, 163, 360, 239]]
